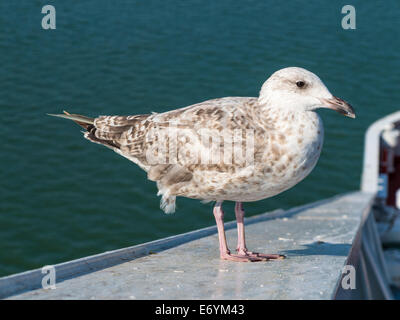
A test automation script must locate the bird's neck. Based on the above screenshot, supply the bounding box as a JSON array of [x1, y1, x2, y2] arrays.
[[253, 100, 322, 135]]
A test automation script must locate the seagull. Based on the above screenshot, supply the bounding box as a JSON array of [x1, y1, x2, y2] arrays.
[[49, 67, 355, 262]]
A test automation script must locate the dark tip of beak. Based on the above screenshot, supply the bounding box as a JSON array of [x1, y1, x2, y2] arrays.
[[321, 96, 356, 119]]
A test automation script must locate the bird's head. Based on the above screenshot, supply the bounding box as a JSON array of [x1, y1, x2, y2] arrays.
[[258, 67, 355, 118]]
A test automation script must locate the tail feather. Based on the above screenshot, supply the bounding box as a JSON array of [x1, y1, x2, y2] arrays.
[[48, 111, 94, 130], [49, 111, 122, 150]]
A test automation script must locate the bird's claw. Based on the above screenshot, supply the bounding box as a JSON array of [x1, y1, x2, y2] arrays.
[[220, 253, 265, 262], [236, 249, 286, 261]]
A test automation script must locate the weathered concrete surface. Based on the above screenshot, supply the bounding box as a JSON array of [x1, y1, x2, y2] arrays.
[[2, 191, 374, 300]]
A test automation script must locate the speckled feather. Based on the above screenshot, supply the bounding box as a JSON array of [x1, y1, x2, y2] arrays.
[[56, 68, 333, 213]]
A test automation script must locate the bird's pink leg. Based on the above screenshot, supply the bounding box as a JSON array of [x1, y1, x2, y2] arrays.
[[213, 202, 261, 262], [234, 202, 285, 260]]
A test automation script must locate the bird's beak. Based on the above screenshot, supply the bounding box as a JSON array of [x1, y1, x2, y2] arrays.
[[319, 96, 356, 118]]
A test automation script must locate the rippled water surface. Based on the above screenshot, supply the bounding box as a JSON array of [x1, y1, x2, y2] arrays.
[[0, 1, 399, 277]]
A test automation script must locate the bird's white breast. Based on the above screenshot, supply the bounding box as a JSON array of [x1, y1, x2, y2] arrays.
[[242, 110, 324, 201]]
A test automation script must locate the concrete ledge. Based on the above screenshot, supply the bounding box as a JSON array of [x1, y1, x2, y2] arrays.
[[1, 191, 376, 299]]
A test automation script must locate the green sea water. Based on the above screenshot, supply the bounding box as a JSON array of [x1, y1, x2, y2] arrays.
[[0, 1, 399, 277]]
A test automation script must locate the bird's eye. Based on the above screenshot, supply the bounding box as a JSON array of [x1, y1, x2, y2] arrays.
[[296, 81, 305, 88]]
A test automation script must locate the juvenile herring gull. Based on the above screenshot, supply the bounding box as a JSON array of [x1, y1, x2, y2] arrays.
[[50, 67, 355, 262]]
